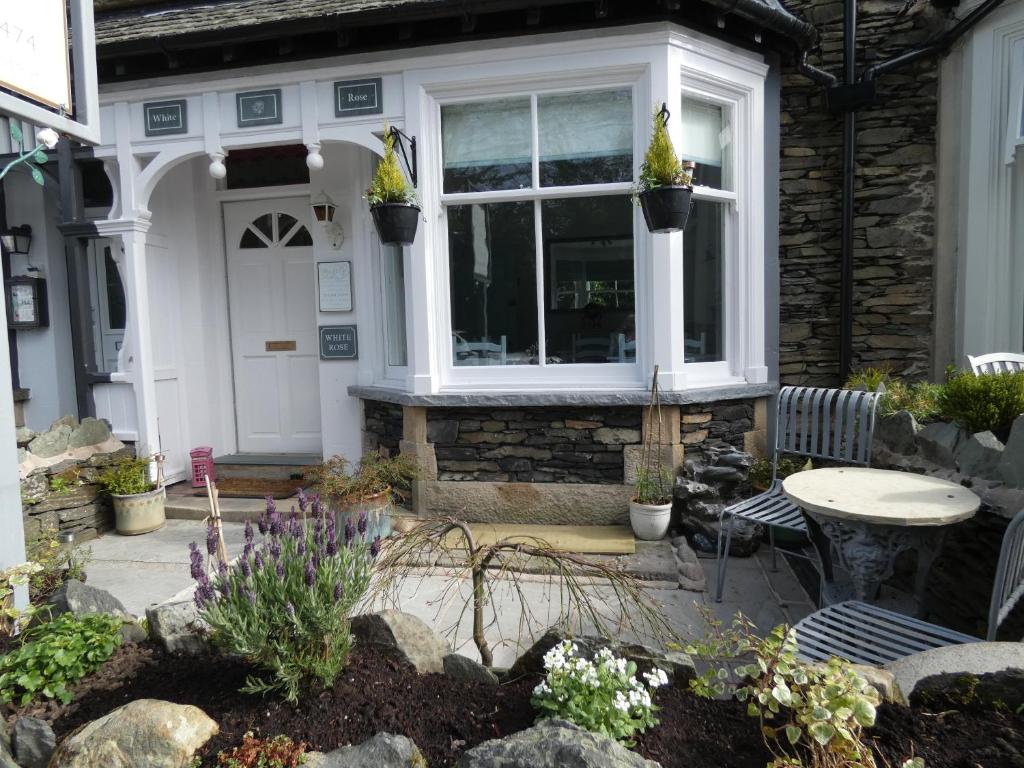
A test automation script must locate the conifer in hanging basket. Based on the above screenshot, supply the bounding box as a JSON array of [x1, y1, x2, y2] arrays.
[[635, 108, 695, 234], [366, 128, 420, 246]]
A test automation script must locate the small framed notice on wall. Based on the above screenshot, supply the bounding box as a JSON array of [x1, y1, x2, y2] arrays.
[[317, 261, 353, 312]]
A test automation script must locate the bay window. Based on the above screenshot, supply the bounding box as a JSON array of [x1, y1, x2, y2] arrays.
[[441, 88, 636, 371]]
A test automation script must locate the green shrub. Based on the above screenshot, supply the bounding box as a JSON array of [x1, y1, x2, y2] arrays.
[[938, 370, 1024, 435], [306, 450, 419, 505], [844, 366, 892, 393], [98, 455, 155, 496], [192, 495, 376, 703], [531, 640, 667, 746], [636, 108, 693, 194], [217, 732, 307, 768], [0, 612, 123, 705], [632, 465, 672, 505], [845, 368, 942, 423], [747, 457, 809, 489], [365, 129, 415, 206]]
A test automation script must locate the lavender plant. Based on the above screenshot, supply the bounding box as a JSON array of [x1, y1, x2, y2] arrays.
[[190, 491, 377, 702]]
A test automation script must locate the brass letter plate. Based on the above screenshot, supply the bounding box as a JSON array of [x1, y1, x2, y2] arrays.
[[265, 340, 297, 352]]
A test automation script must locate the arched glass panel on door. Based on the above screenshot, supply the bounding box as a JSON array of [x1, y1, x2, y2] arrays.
[[238, 212, 312, 248]]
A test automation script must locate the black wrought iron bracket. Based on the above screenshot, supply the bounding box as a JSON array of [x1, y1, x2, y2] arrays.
[[658, 102, 671, 126], [387, 126, 418, 188]]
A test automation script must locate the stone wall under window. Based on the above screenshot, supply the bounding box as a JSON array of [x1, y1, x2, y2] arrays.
[[363, 400, 404, 456], [426, 407, 641, 484], [679, 400, 755, 452]]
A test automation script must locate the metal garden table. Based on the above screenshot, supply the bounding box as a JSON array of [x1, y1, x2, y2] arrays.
[[783, 467, 980, 607]]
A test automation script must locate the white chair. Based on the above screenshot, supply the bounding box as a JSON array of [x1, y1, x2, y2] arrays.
[[454, 335, 507, 365], [968, 352, 1024, 375], [715, 386, 882, 603], [794, 507, 1024, 665]]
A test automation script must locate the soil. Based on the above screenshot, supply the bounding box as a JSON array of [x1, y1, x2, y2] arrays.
[[4, 641, 1023, 768]]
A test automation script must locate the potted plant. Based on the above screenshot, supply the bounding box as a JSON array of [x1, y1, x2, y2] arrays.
[[635, 107, 695, 234], [630, 366, 673, 540], [307, 450, 419, 539], [366, 129, 420, 246], [98, 455, 165, 535]]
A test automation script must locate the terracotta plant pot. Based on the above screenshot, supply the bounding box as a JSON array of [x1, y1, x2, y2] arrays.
[[629, 499, 672, 541], [370, 203, 420, 246], [113, 486, 166, 535], [332, 488, 393, 539], [639, 186, 693, 234]]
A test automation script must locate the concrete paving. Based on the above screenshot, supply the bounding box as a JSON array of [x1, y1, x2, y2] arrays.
[[82, 519, 816, 664]]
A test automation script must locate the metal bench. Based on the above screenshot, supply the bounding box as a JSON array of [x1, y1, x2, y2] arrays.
[[968, 352, 1024, 375]]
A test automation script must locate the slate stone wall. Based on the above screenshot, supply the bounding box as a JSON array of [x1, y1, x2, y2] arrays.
[[779, 0, 945, 385], [426, 407, 642, 484], [363, 401, 404, 456], [680, 400, 755, 452]]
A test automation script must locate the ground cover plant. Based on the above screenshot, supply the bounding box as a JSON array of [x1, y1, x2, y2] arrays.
[[214, 732, 307, 768], [25, 522, 91, 603], [191, 493, 377, 703], [844, 368, 942, 423], [0, 612, 122, 705]]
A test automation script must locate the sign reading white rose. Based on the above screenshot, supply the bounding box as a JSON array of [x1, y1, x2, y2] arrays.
[[0, 0, 72, 111]]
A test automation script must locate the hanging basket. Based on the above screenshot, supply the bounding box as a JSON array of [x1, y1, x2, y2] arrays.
[[370, 203, 421, 246], [639, 186, 693, 234]]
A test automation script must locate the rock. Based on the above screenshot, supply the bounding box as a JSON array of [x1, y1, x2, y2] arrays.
[[146, 600, 209, 654], [427, 419, 459, 444], [874, 410, 919, 455], [0, 718, 10, 753], [698, 465, 745, 483], [15, 426, 35, 447], [310, 733, 425, 768], [120, 620, 148, 644], [27, 424, 73, 459], [0, 747, 18, 768], [885, 642, 1024, 701], [917, 421, 967, 468], [351, 611, 448, 674], [49, 415, 78, 431], [457, 719, 659, 768], [444, 653, 499, 685], [673, 537, 706, 592], [592, 427, 642, 445], [68, 418, 112, 449], [508, 629, 695, 687], [999, 415, 1024, 488], [12, 717, 56, 768], [955, 431, 1005, 479], [911, 668, 1024, 711], [50, 699, 217, 768], [46, 580, 129, 620], [673, 478, 715, 501]]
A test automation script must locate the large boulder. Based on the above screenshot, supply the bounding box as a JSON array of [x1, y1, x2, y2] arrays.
[[874, 410, 920, 455], [917, 421, 968, 468], [999, 415, 1024, 488], [955, 431, 1005, 480], [12, 718, 55, 768], [50, 699, 218, 768], [350, 611, 448, 674], [457, 720, 660, 768], [146, 600, 209, 655], [68, 418, 113, 449], [47, 580, 129, 619], [306, 733, 426, 768], [444, 653, 499, 685], [885, 642, 1024, 701], [508, 629, 695, 688], [27, 424, 73, 459]]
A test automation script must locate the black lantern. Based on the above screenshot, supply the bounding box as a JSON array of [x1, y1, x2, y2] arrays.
[[311, 193, 337, 224], [0, 225, 32, 255]]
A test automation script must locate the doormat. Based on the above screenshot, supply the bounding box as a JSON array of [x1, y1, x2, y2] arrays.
[[196, 478, 304, 499]]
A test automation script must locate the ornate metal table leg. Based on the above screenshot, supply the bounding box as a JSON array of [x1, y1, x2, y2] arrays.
[[807, 514, 915, 602], [911, 528, 947, 614]]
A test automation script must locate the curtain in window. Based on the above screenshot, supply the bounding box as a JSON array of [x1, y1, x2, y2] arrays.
[[539, 90, 632, 185]]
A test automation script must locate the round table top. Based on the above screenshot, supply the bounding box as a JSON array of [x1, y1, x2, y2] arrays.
[[782, 467, 980, 527]]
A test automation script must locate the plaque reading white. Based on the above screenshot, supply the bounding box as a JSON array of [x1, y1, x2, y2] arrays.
[[318, 261, 353, 312], [0, 0, 72, 111]]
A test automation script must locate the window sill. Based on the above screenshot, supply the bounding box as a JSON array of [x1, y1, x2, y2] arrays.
[[348, 381, 775, 407]]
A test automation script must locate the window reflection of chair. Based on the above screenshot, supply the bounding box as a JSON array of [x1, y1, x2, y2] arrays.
[[617, 334, 636, 363], [684, 332, 707, 362], [454, 334, 507, 365], [571, 334, 613, 363]]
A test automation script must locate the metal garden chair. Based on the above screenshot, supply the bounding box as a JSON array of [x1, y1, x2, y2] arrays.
[[715, 386, 882, 603], [794, 506, 1024, 665], [968, 352, 1024, 375]]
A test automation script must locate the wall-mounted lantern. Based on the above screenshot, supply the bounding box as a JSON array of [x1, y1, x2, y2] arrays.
[[312, 192, 344, 250], [5, 275, 48, 329], [0, 225, 32, 255]]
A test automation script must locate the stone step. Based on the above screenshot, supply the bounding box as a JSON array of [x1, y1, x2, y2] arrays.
[[165, 494, 273, 524], [211, 463, 313, 481]]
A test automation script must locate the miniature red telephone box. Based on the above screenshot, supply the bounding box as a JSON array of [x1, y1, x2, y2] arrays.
[[190, 446, 216, 488]]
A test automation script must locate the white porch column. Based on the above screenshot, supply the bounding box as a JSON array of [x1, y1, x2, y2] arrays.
[[648, 46, 687, 391], [0, 269, 27, 607]]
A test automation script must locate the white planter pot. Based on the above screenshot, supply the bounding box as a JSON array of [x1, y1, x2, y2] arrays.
[[112, 486, 166, 535], [629, 500, 672, 541]]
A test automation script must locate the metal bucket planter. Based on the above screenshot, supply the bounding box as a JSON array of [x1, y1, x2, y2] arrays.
[[332, 489, 394, 540], [629, 500, 672, 541], [370, 203, 420, 246], [639, 186, 693, 234], [113, 486, 166, 536]]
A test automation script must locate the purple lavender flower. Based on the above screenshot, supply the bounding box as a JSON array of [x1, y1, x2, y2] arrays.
[[188, 541, 204, 581], [334, 582, 343, 601], [244, 520, 254, 544], [193, 590, 207, 610], [357, 510, 368, 536], [310, 495, 322, 517], [297, 537, 307, 556], [257, 514, 269, 536], [218, 559, 228, 577], [265, 496, 277, 516], [276, 561, 285, 580], [304, 559, 316, 587], [344, 517, 354, 544], [269, 511, 284, 536], [206, 524, 218, 556], [297, 488, 308, 513], [217, 579, 229, 597], [254, 551, 265, 571], [326, 511, 336, 541], [269, 538, 282, 560], [240, 557, 251, 578], [288, 513, 302, 539], [243, 541, 254, 560], [244, 588, 256, 606], [326, 538, 337, 557], [313, 517, 323, 548], [370, 535, 381, 558], [285, 602, 296, 621]]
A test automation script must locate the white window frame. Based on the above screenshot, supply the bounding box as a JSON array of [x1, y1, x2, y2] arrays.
[[428, 68, 650, 391]]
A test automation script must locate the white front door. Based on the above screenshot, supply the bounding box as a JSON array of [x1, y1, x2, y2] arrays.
[[224, 199, 321, 454]]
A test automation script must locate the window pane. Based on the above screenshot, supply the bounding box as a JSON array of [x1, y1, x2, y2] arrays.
[[442, 99, 532, 193], [284, 226, 312, 246], [104, 250, 126, 330], [681, 98, 730, 190], [683, 200, 724, 362], [539, 89, 632, 186], [448, 202, 538, 366], [542, 196, 634, 364], [383, 246, 408, 367]]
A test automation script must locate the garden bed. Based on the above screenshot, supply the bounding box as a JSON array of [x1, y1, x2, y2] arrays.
[[5, 640, 1022, 768]]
